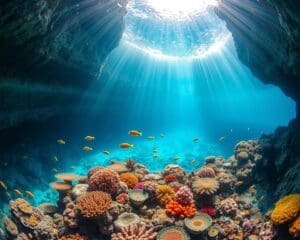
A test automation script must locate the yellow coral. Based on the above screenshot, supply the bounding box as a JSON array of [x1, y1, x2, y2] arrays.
[[289, 215, 300, 238], [120, 173, 139, 189], [271, 194, 300, 225], [156, 185, 175, 206]]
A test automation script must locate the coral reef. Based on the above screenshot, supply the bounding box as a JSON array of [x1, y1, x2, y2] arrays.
[[289, 215, 300, 238], [174, 186, 193, 205], [157, 226, 190, 240], [184, 213, 212, 234], [192, 178, 219, 195], [111, 224, 157, 240], [219, 198, 238, 216], [119, 173, 139, 189], [197, 167, 216, 178], [116, 193, 129, 204], [156, 185, 175, 206], [165, 201, 196, 218], [59, 233, 87, 240], [114, 213, 140, 230], [128, 190, 149, 207]]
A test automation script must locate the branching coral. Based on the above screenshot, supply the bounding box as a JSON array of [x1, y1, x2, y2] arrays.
[[271, 194, 300, 225], [88, 169, 120, 195], [76, 191, 111, 218], [198, 167, 215, 178], [192, 178, 219, 195], [156, 185, 175, 206], [166, 200, 196, 218], [120, 173, 139, 189], [111, 224, 157, 240], [289, 215, 300, 238], [59, 233, 87, 240], [175, 186, 193, 205]]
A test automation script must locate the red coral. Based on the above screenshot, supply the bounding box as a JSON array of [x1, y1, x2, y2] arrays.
[[200, 207, 216, 216], [164, 174, 176, 183], [166, 200, 196, 219]]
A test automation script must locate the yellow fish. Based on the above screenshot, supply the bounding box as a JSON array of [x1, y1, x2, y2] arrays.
[[235, 181, 244, 187], [25, 191, 35, 198], [248, 185, 256, 192], [57, 139, 65, 145], [0, 181, 7, 190], [83, 146, 93, 151], [128, 130, 142, 136], [191, 159, 196, 164], [5, 192, 11, 198], [147, 136, 155, 140], [219, 136, 226, 141], [160, 134, 165, 138], [54, 156, 59, 162], [173, 156, 180, 161], [52, 168, 58, 172], [85, 136, 95, 141], [120, 143, 134, 149], [153, 155, 160, 159], [14, 189, 23, 196], [103, 150, 110, 155]]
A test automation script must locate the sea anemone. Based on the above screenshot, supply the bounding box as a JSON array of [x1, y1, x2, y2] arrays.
[[76, 191, 111, 218], [219, 198, 238, 216], [125, 159, 136, 170], [175, 186, 193, 205], [156, 185, 175, 206], [88, 169, 120, 195], [116, 193, 129, 204], [197, 167, 215, 178], [111, 224, 157, 240], [184, 213, 212, 234], [165, 200, 196, 218], [271, 194, 300, 225], [120, 173, 139, 189], [192, 178, 219, 195], [165, 174, 176, 183], [157, 226, 190, 240], [289, 215, 300, 238], [114, 212, 140, 230], [59, 233, 87, 240], [128, 189, 149, 207]]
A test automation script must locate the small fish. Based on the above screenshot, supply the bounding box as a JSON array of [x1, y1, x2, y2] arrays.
[[54, 156, 59, 162], [83, 146, 93, 151], [219, 136, 226, 141], [147, 136, 155, 140], [85, 136, 95, 141], [25, 191, 35, 198], [235, 181, 244, 187], [173, 156, 180, 161], [0, 181, 7, 190], [52, 168, 58, 172], [128, 130, 142, 136], [14, 189, 23, 196], [248, 185, 256, 192], [259, 195, 265, 202], [120, 143, 134, 148], [191, 159, 196, 164], [57, 139, 66, 145], [153, 155, 160, 159], [193, 137, 199, 142], [5, 192, 11, 198], [160, 134, 165, 138], [103, 150, 111, 155]]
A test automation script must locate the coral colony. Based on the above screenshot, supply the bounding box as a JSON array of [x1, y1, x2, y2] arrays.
[[2, 141, 300, 239]]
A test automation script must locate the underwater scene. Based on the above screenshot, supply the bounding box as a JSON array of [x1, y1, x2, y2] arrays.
[[0, 0, 299, 239]]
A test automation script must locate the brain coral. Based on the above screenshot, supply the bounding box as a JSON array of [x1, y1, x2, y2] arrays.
[[271, 194, 300, 225], [119, 173, 139, 189], [175, 186, 193, 205], [89, 169, 120, 195], [111, 224, 157, 240], [219, 198, 238, 216], [76, 191, 111, 218], [192, 178, 219, 195], [289, 215, 300, 238], [156, 185, 175, 206], [198, 167, 216, 178], [59, 233, 87, 240]]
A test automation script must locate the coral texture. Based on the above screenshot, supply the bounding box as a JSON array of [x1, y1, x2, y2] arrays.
[[116, 193, 129, 204], [175, 186, 193, 205], [59, 233, 87, 240], [198, 167, 216, 178], [219, 198, 238, 216], [120, 173, 139, 189], [88, 169, 120, 195], [156, 185, 175, 206], [76, 191, 111, 218], [164, 174, 176, 183], [289, 215, 300, 238], [111, 224, 157, 240], [166, 200, 196, 218], [192, 178, 219, 195]]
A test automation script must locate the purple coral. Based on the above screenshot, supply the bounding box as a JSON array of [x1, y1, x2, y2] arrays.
[[63, 201, 79, 229], [219, 198, 238, 216], [242, 220, 256, 234], [134, 182, 145, 190], [175, 186, 193, 205]]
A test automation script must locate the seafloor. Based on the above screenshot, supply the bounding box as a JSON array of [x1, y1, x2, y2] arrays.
[[1, 140, 299, 240]]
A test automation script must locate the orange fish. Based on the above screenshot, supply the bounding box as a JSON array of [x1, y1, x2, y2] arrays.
[[128, 130, 142, 136], [120, 143, 134, 149]]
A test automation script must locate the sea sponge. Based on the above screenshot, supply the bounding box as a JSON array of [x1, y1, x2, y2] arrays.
[[289, 215, 300, 238], [175, 186, 193, 205], [184, 213, 212, 234], [166, 200, 196, 218], [88, 169, 120, 195], [156, 185, 175, 206], [76, 191, 111, 218], [119, 173, 139, 189], [197, 167, 215, 178], [165, 174, 176, 183], [111, 224, 157, 240], [271, 194, 300, 225], [157, 226, 190, 240], [192, 178, 219, 195], [59, 233, 87, 240], [114, 212, 140, 230], [219, 198, 238, 216]]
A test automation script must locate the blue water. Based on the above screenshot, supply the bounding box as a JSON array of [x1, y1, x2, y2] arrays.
[[0, 0, 296, 212]]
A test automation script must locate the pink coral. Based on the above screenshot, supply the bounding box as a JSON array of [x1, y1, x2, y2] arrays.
[[219, 198, 238, 216], [198, 167, 216, 178], [88, 169, 120, 195], [242, 220, 256, 234], [174, 186, 193, 205], [134, 182, 145, 190], [63, 201, 79, 229]]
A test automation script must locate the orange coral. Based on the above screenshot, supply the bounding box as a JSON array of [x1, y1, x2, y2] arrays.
[[120, 173, 139, 189], [271, 194, 300, 225], [166, 200, 196, 219], [156, 185, 175, 206], [27, 215, 39, 227], [59, 233, 87, 240], [77, 191, 111, 218], [164, 174, 176, 183], [289, 215, 300, 237]]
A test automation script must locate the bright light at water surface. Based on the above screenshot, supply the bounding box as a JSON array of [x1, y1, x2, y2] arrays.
[[146, 0, 218, 20]]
